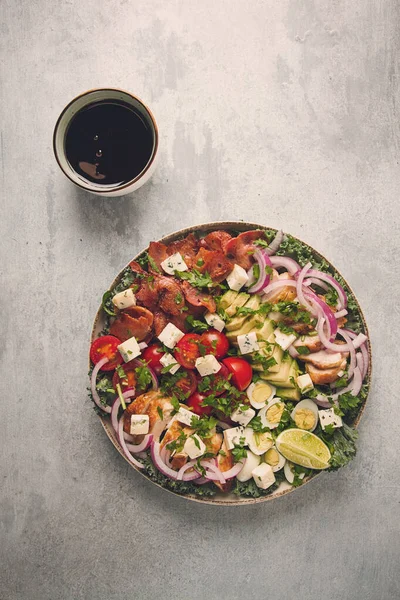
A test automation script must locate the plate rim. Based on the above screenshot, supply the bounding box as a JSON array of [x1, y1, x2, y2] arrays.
[[90, 221, 372, 506]]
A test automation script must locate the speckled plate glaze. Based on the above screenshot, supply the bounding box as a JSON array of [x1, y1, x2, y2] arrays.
[[90, 222, 372, 506]]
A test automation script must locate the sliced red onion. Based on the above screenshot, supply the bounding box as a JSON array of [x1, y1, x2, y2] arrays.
[[110, 390, 136, 434], [194, 477, 209, 485], [356, 353, 364, 378], [296, 263, 314, 312], [312, 396, 333, 408], [317, 318, 357, 353], [339, 328, 355, 379], [262, 279, 297, 300], [247, 249, 272, 294], [138, 342, 148, 350], [314, 366, 363, 406], [198, 460, 226, 484], [216, 420, 231, 430], [265, 229, 284, 255], [334, 309, 348, 319], [126, 434, 153, 454], [150, 442, 198, 481], [288, 345, 299, 359], [117, 417, 144, 469], [177, 460, 199, 481], [305, 291, 337, 338], [90, 356, 111, 413], [220, 461, 244, 480], [132, 359, 158, 390], [304, 269, 347, 309], [341, 329, 369, 350], [303, 277, 330, 292], [270, 255, 300, 275]]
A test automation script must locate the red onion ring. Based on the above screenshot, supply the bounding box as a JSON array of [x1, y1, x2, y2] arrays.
[[317, 318, 363, 353], [127, 434, 153, 454], [270, 255, 300, 275], [216, 420, 231, 430], [314, 366, 363, 406], [305, 291, 337, 338], [339, 328, 355, 379], [334, 309, 348, 319], [296, 263, 314, 312], [110, 391, 136, 434], [356, 353, 364, 378], [262, 279, 297, 299], [247, 249, 272, 294], [265, 229, 284, 255], [150, 442, 200, 481], [177, 460, 199, 481], [343, 329, 369, 380], [288, 345, 300, 359], [219, 461, 244, 480], [117, 417, 144, 469], [90, 356, 111, 413], [303, 277, 330, 292], [304, 269, 347, 309], [198, 460, 226, 483]]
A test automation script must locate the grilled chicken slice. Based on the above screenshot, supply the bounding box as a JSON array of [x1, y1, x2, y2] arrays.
[[123, 391, 174, 440], [299, 349, 347, 370], [293, 335, 323, 353], [267, 272, 297, 303], [306, 360, 347, 385], [161, 422, 222, 472]]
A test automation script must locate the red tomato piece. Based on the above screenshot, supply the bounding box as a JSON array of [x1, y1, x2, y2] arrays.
[[173, 333, 202, 370], [196, 363, 230, 397], [142, 344, 164, 376], [174, 369, 198, 398], [200, 329, 229, 359], [112, 361, 137, 391], [186, 392, 212, 416], [222, 357, 253, 391], [90, 335, 123, 372]]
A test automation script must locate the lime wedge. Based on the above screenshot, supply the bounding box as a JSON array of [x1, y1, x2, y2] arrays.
[[275, 429, 331, 470]]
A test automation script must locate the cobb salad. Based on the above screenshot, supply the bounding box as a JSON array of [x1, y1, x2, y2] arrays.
[[89, 227, 370, 499]]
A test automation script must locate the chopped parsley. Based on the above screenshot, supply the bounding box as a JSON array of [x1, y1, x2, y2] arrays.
[[296, 346, 310, 355], [148, 256, 161, 273], [134, 365, 153, 391], [175, 269, 214, 289], [157, 406, 164, 420], [185, 315, 209, 333]]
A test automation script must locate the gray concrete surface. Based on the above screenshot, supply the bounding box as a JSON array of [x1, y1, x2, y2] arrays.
[[1, 1, 399, 599]]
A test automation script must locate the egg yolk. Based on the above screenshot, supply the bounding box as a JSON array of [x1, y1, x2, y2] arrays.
[[265, 448, 280, 467], [294, 408, 316, 430], [266, 403, 284, 424]]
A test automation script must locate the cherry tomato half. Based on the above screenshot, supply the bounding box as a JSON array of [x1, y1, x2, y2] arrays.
[[196, 363, 230, 397], [112, 361, 137, 391], [200, 329, 229, 359], [142, 343, 164, 376], [174, 333, 202, 370], [90, 335, 123, 372], [222, 357, 253, 391], [186, 391, 212, 416], [175, 369, 198, 398]]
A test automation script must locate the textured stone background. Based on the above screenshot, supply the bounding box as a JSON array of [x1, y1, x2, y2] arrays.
[[1, 1, 399, 599]]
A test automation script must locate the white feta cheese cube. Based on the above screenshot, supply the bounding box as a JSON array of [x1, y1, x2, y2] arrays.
[[237, 332, 259, 355], [160, 252, 188, 275], [195, 354, 221, 377], [159, 352, 180, 374], [223, 426, 248, 451], [157, 322, 185, 349], [112, 288, 137, 310], [226, 264, 249, 291], [273, 330, 297, 351], [204, 312, 225, 332], [117, 336, 141, 362], [318, 408, 343, 430], [252, 463, 276, 489], [230, 404, 256, 426], [296, 373, 314, 393], [174, 407, 198, 427], [183, 434, 206, 459], [130, 414, 149, 435]]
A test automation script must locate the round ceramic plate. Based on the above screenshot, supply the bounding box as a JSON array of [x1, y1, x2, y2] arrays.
[[90, 222, 372, 505]]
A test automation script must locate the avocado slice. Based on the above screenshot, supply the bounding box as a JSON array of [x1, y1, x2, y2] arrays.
[[276, 387, 301, 401], [255, 318, 274, 342], [225, 291, 250, 317], [226, 295, 261, 331], [251, 339, 282, 373], [261, 358, 299, 388], [218, 290, 239, 311]]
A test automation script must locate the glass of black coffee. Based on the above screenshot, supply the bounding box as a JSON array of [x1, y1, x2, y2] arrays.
[[53, 89, 158, 196]]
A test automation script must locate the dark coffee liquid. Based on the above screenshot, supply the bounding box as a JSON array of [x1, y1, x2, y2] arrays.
[[65, 101, 154, 186]]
